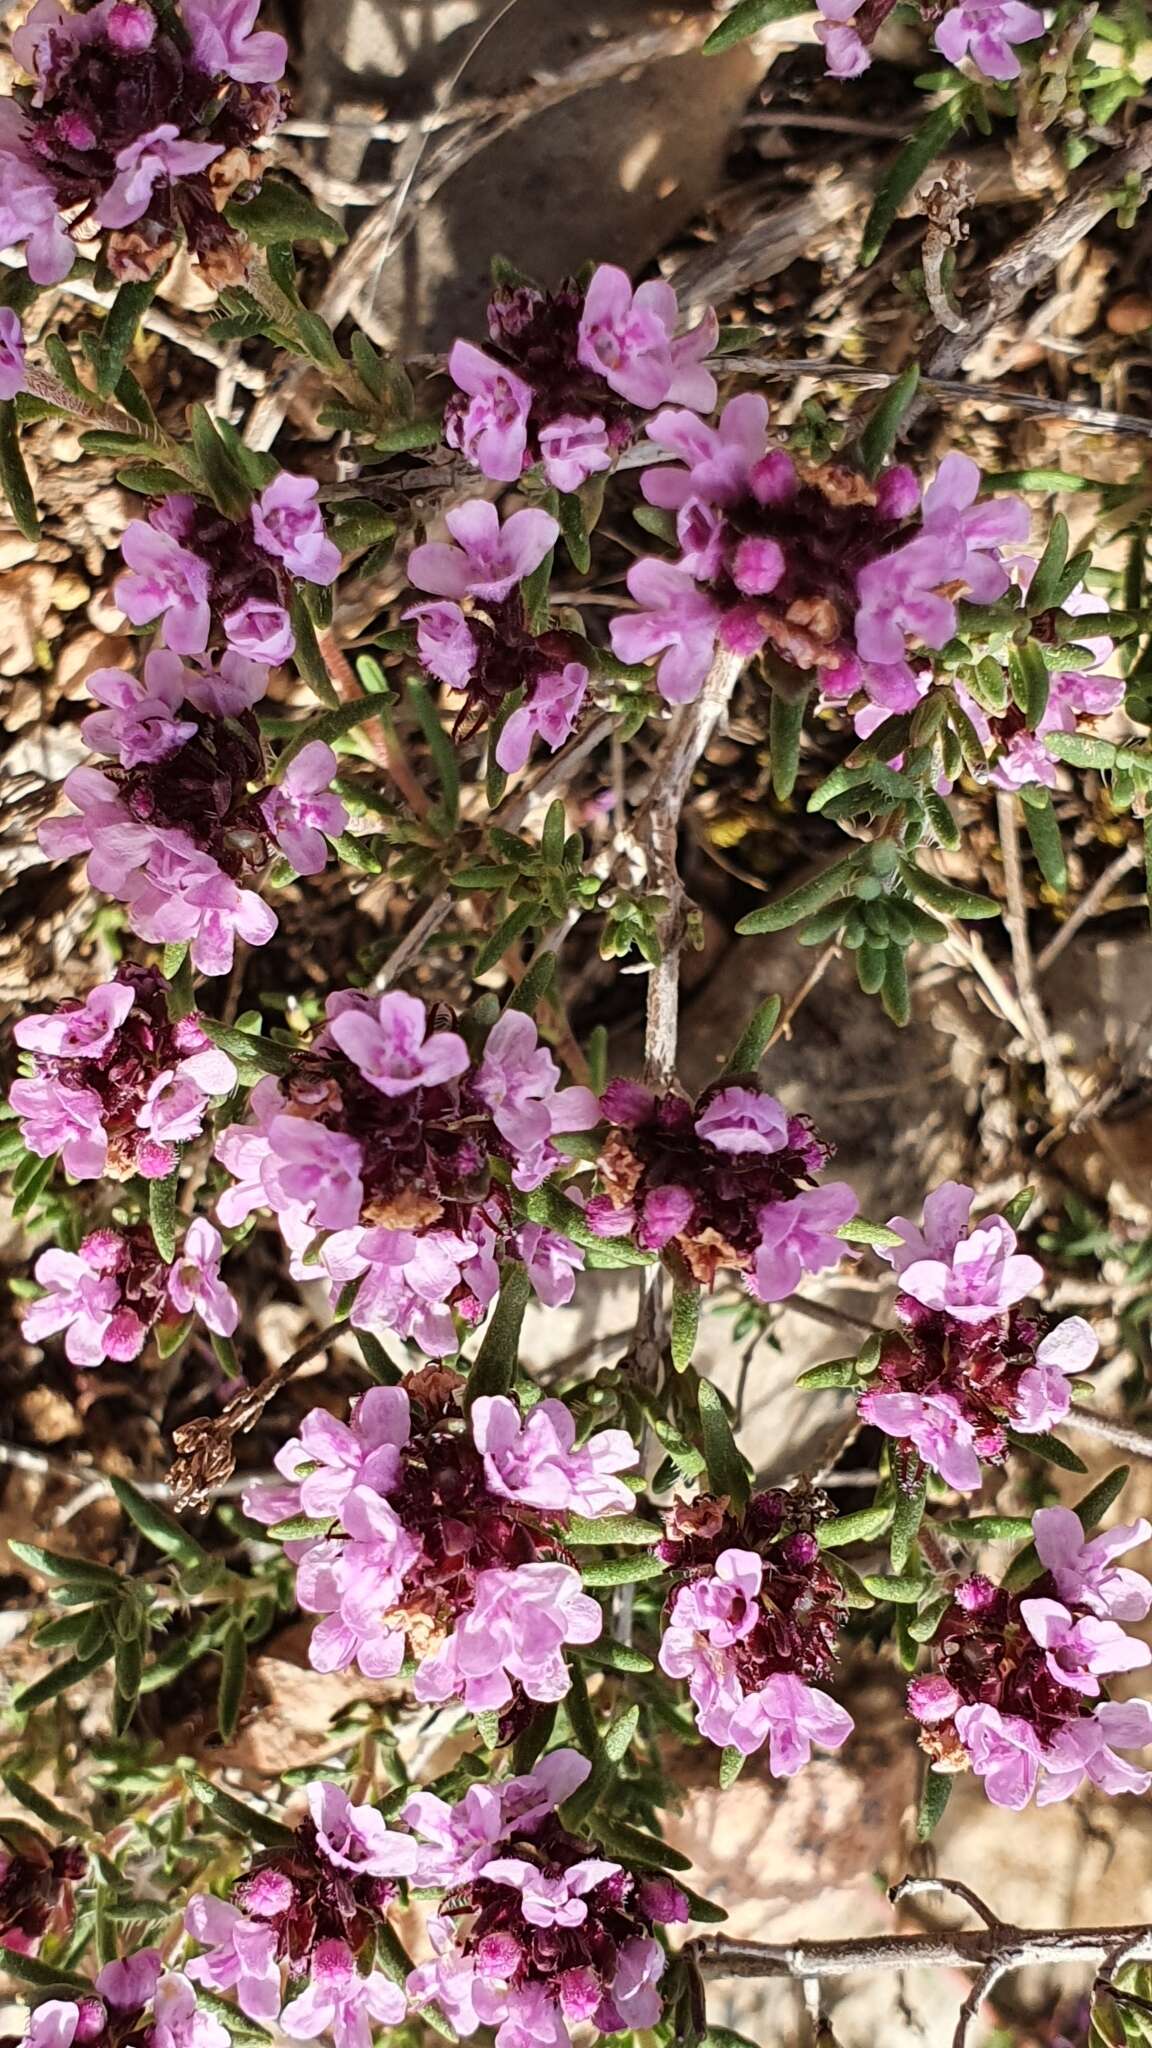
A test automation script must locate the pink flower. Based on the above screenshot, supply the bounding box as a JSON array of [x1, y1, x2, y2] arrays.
[[244, 1386, 411, 1525], [281, 1942, 406, 2048], [609, 558, 722, 704], [1012, 1315, 1097, 1431], [495, 662, 588, 773], [481, 1855, 620, 1929], [9, 1075, 108, 1180], [1020, 1596, 1150, 1697], [0, 106, 77, 285], [576, 265, 717, 412], [252, 474, 341, 585], [473, 1011, 599, 1189], [858, 1388, 984, 1493], [81, 652, 199, 767], [115, 520, 211, 654], [750, 1182, 857, 1301], [598, 1936, 667, 2035], [694, 1086, 788, 1156], [23, 1243, 137, 1368], [181, 0, 288, 82], [815, 0, 871, 74], [413, 1562, 602, 1712], [260, 742, 347, 876], [1035, 1700, 1152, 1805], [23, 2008, 98, 2048], [328, 990, 470, 1097], [511, 1223, 584, 1308], [744, 1672, 855, 1774], [641, 394, 771, 512], [954, 1703, 1042, 1809], [121, 834, 277, 977], [1032, 1507, 1152, 1622], [95, 1950, 163, 2012], [97, 126, 223, 230], [300, 1486, 420, 1679], [263, 1116, 364, 1231], [184, 1897, 282, 2024], [221, 596, 294, 666], [884, 1181, 1043, 1323], [402, 1749, 590, 1889], [471, 1394, 637, 1517], [907, 1674, 962, 1724], [445, 340, 533, 482], [538, 414, 612, 494], [408, 500, 558, 605], [0, 307, 27, 401], [149, 1975, 230, 2048], [181, 649, 269, 718], [919, 452, 1030, 597], [167, 1219, 238, 1338], [14, 981, 135, 1059], [304, 1783, 418, 1879], [406, 600, 477, 691], [934, 0, 1044, 77]]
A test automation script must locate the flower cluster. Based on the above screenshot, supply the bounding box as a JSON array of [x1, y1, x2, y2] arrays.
[[11, 966, 236, 1182], [658, 1488, 853, 1766], [445, 263, 717, 491], [2, 0, 288, 287], [952, 581, 1122, 793], [908, 1508, 1152, 1809], [25, 1947, 227, 2048], [24, 1220, 237, 1367], [405, 498, 589, 765], [814, 0, 1043, 82], [615, 422, 1030, 707], [405, 1748, 684, 2047], [0, 1837, 86, 1956], [245, 1375, 636, 1719], [214, 993, 597, 1353], [584, 1074, 856, 1299], [39, 644, 346, 975], [857, 1183, 1099, 1492], [115, 481, 340, 666]]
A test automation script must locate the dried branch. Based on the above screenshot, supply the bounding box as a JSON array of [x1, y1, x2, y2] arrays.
[[996, 791, 1079, 1119], [1036, 842, 1145, 975], [688, 1917, 1152, 1992], [167, 1324, 342, 1508]]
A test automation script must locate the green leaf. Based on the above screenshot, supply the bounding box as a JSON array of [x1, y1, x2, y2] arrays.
[[558, 488, 591, 573], [1045, 731, 1118, 770], [473, 901, 538, 978], [188, 1772, 293, 1848], [671, 1276, 701, 1371], [265, 1513, 333, 1542], [521, 537, 556, 637], [148, 1167, 180, 1264], [0, 1949, 95, 1994], [465, 1262, 532, 1408], [226, 176, 347, 247], [290, 592, 339, 707], [271, 697, 390, 781], [769, 684, 808, 801], [735, 857, 858, 934], [8, 1542, 121, 1589], [217, 1621, 247, 1742], [406, 677, 460, 827], [577, 1639, 654, 1674], [566, 1511, 661, 1546], [12, 1149, 58, 1219], [915, 1767, 953, 1841], [836, 1216, 903, 1248], [897, 856, 998, 919], [1027, 514, 1070, 615], [719, 994, 781, 1078], [940, 1514, 1035, 1540], [506, 948, 557, 1016], [858, 365, 921, 479], [595, 1820, 692, 1871], [1, 1771, 89, 1837], [816, 1505, 893, 1548], [13, 1645, 114, 1714], [95, 279, 157, 398], [604, 1703, 641, 1762], [703, 0, 811, 51], [0, 400, 39, 540], [1020, 786, 1067, 893], [1011, 638, 1052, 728], [890, 1465, 928, 1574], [108, 1476, 211, 1568], [578, 1554, 666, 1587], [796, 1359, 859, 1389], [861, 1571, 925, 1603], [1003, 1428, 1087, 1473], [518, 1184, 656, 1267], [719, 1745, 746, 1789], [697, 1381, 750, 1517], [1003, 1465, 1131, 1592], [198, 1020, 294, 1075], [861, 94, 968, 266], [1001, 1185, 1034, 1229], [699, 2030, 760, 2048], [188, 403, 251, 520]]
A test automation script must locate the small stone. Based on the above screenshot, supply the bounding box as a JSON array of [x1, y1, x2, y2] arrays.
[[1106, 293, 1152, 336]]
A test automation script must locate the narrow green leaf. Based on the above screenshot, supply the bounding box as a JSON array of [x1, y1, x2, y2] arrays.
[[720, 994, 782, 1078], [1027, 514, 1069, 615], [0, 1949, 94, 1993], [1003, 1428, 1087, 1473], [940, 1515, 1035, 1540], [858, 365, 921, 479], [465, 1262, 531, 1408], [13, 1645, 114, 1713], [719, 1745, 746, 1789], [108, 1476, 211, 1568], [9, 1542, 121, 1589], [735, 857, 858, 934], [890, 1465, 928, 1574], [595, 1819, 692, 1871], [95, 280, 157, 398], [836, 1216, 903, 1247], [473, 901, 537, 978], [506, 947, 557, 1016], [12, 1149, 57, 1219], [915, 1766, 953, 1841], [703, 0, 811, 51], [290, 592, 340, 707], [577, 1640, 654, 1674], [0, 400, 40, 541], [1020, 786, 1067, 893], [897, 856, 999, 919], [671, 1277, 701, 1371], [188, 403, 251, 520], [796, 1359, 860, 1389], [1011, 638, 1051, 728], [769, 684, 808, 801], [861, 1571, 925, 1603], [148, 1167, 180, 1264], [604, 1703, 641, 1762], [188, 1771, 293, 1847], [1, 1771, 90, 1836], [816, 1505, 893, 1548], [226, 176, 347, 246], [579, 1554, 666, 1587], [697, 1381, 750, 1517], [861, 95, 968, 266], [1002, 1186, 1034, 1229], [217, 1622, 247, 1742], [566, 1511, 661, 1546], [406, 677, 460, 827]]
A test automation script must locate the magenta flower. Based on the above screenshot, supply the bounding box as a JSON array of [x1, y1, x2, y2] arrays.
[[814, 0, 871, 74], [405, 600, 477, 691], [9, 1075, 108, 1180], [495, 661, 588, 773], [251, 474, 342, 585], [953, 1703, 1043, 1809], [0, 307, 27, 401], [473, 1009, 599, 1189], [511, 1223, 584, 1308], [1032, 1507, 1152, 1623], [537, 413, 612, 494], [884, 1181, 1043, 1323], [304, 1784, 418, 1880], [263, 1116, 365, 1232], [694, 1086, 789, 1156], [94, 1952, 163, 2014], [919, 453, 1030, 599], [14, 980, 135, 1059], [609, 559, 722, 704], [642, 394, 772, 512], [184, 1898, 282, 2024], [576, 264, 717, 412], [328, 990, 470, 1097], [116, 522, 212, 654], [1035, 1700, 1152, 1804], [181, 0, 288, 81], [402, 1750, 590, 1889], [244, 1385, 410, 1525], [859, 1388, 984, 1493], [934, 0, 1044, 77], [750, 1182, 858, 1301], [122, 834, 277, 977], [1020, 1596, 1150, 1697], [280, 1941, 406, 2048], [480, 1855, 620, 1930], [167, 1219, 239, 1339], [260, 743, 348, 876], [471, 1394, 637, 1517], [444, 340, 533, 482], [414, 1562, 602, 1712], [408, 500, 559, 605], [220, 596, 294, 666], [23, 1233, 156, 1368], [97, 126, 223, 230], [149, 1975, 229, 2048], [81, 652, 200, 767]]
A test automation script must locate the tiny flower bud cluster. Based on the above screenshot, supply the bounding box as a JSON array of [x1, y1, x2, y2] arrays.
[[39, 643, 346, 976], [585, 1075, 856, 1300], [11, 966, 236, 1182], [2, 0, 288, 287], [24, 1221, 237, 1367], [857, 1182, 1099, 1491], [244, 1377, 637, 1721], [908, 1513, 1152, 1809], [214, 995, 597, 1352], [658, 1489, 853, 1766]]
